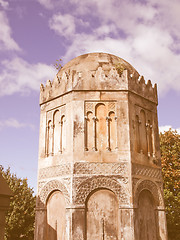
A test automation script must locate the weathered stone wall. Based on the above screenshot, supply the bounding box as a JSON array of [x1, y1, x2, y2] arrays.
[[35, 53, 167, 240]]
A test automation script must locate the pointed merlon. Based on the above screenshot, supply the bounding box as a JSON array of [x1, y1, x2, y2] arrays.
[[139, 76, 145, 84], [147, 80, 152, 87], [40, 83, 44, 91], [46, 79, 52, 87]]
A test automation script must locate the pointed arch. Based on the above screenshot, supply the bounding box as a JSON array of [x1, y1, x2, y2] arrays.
[[95, 103, 107, 151], [86, 111, 93, 151]]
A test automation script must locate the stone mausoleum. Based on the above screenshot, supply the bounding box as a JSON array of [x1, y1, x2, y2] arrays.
[[35, 53, 168, 240]]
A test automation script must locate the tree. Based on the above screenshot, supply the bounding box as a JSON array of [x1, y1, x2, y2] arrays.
[[160, 129, 180, 240], [0, 166, 36, 240]]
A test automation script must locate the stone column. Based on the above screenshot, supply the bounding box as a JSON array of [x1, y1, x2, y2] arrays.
[[84, 116, 88, 151], [106, 116, 110, 151], [92, 116, 97, 151], [59, 120, 63, 153], [114, 116, 118, 150]]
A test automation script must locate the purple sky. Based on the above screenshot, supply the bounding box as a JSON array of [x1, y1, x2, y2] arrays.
[[0, 0, 180, 192]]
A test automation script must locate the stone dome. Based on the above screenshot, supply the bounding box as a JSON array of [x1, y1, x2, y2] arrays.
[[40, 52, 157, 104], [58, 52, 139, 78]]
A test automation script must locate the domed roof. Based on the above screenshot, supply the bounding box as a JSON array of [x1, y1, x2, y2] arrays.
[[40, 52, 157, 105], [58, 52, 138, 77]]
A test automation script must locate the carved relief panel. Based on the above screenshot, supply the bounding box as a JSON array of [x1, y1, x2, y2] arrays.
[[84, 101, 117, 151], [45, 105, 66, 156]]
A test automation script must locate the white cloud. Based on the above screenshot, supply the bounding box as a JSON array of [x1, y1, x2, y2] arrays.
[[0, 57, 56, 96], [0, 11, 21, 51], [0, 11, 20, 51], [38, 0, 65, 9], [0, 0, 9, 10], [49, 13, 76, 38], [45, 0, 180, 94], [159, 125, 180, 134], [37, 0, 54, 9], [0, 118, 35, 130]]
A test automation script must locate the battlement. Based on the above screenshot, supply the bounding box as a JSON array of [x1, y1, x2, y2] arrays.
[[40, 66, 157, 105], [127, 70, 158, 104]]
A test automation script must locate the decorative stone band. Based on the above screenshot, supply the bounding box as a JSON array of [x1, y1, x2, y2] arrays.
[[38, 162, 128, 180], [40, 68, 157, 105], [132, 163, 162, 180], [38, 164, 71, 179], [73, 162, 128, 176]]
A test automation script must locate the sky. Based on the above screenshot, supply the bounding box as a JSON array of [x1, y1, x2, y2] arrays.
[[0, 0, 180, 193]]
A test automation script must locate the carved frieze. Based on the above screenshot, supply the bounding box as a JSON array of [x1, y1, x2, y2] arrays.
[[39, 164, 71, 179], [74, 162, 127, 176], [132, 163, 162, 180]]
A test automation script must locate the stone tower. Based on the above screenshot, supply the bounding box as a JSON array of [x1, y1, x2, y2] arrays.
[[35, 53, 167, 240]]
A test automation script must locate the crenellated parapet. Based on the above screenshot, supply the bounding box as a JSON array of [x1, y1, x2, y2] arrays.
[[127, 70, 158, 104], [40, 53, 158, 104]]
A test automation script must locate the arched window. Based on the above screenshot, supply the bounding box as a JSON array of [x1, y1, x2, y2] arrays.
[[140, 110, 147, 155], [46, 191, 66, 240], [95, 103, 106, 151], [86, 189, 119, 240], [85, 111, 93, 151], [53, 110, 60, 154]]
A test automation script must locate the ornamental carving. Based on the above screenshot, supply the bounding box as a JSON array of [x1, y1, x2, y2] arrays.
[[39, 180, 70, 206], [74, 176, 128, 206], [73, 162, 127, 175], [39, 164, 71, 179], [38, 180, 47, 193], [132, 163, 162, 179], [134, 179, 164, 208]]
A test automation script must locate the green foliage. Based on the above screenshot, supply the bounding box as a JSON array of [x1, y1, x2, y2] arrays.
[[160, 129, 180, 240], [0, 166, 36, 240], [115, 59, 125, 76], [53, 59, 63, 71]]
